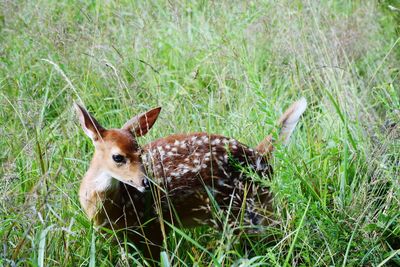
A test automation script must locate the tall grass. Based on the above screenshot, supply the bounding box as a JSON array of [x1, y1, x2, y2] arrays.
[[1, 0, 399, 266]]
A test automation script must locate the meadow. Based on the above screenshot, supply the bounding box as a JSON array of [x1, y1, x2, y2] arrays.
[[1, 0, 399, 266]]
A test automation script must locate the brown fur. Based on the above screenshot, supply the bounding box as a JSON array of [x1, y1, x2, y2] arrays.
[[75, 99, 306, 262]]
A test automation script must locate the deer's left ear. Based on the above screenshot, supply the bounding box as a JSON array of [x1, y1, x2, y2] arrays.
[[122, 107, 161, 137]]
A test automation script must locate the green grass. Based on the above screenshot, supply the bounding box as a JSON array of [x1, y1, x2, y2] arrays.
[[1, 0, 399, 266]]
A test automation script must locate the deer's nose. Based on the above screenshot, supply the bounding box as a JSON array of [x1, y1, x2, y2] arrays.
[[142, 178, 149, 188]]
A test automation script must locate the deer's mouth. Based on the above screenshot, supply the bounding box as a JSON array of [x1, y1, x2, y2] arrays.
[[109, 174, 146, 192], [124, 178, 147, 192], [110, 169, 150, 192], [120, 175, 150, 192]]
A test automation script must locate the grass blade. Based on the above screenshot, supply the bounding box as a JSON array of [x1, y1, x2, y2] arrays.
[[89, 230, 96, 267], [283, 198, 311, 267], [38, 225, 54, 267]]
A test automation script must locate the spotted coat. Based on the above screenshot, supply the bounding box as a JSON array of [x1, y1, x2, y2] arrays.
[[141, 132, 274, 228]]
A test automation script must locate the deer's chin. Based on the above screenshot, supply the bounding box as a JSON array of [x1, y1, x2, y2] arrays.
[[111, 175, 146, 192], [135, 185, 146, 192]]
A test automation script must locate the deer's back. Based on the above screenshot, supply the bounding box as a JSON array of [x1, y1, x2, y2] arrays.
[[142, 133, 274, 227]]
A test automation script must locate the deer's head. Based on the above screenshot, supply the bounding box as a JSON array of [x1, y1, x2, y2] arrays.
[[74, 104, 161, 192]]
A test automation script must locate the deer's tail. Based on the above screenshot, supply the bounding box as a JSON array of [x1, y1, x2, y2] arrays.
[[256, 97, 307, 157]]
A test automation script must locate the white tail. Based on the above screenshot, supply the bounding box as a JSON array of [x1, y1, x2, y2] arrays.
[[256, 98, 307, 156], [278, 97, 307, 145]]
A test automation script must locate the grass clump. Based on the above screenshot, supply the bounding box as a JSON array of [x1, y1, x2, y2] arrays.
[[1, 0, 399, 266]]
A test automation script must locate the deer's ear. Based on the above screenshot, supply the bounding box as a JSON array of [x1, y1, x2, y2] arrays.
[[122, 107, 161, 137], [74, 103, 104, 141]]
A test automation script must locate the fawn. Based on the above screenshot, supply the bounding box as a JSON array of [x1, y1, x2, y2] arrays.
[[75, 98, 307, 261]]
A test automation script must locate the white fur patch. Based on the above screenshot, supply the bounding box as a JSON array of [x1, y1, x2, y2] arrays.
[[111, 147, 123, 156], [92, 171, 118, 191], [171, 172, 180, 177], [212, 139, 221, 145]]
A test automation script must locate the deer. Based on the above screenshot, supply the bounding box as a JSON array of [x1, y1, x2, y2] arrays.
[[74, 98, 307, 263]]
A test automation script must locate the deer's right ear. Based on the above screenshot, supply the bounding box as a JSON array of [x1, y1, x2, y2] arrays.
[[74, 103, 104, 142]]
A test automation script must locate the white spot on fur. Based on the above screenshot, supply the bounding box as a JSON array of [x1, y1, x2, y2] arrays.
[[156, 146, 165, 155], [171, 147, 178, 152], [212, 139, 221, 145], [165, 144, 171, 149], [171, 172, 180, 177], [174, 140, 180, 146], [192, 166, 201, 173], [141, 154, 149, 165]]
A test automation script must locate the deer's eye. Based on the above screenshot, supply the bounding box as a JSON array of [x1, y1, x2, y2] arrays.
[[112, 154, 126, 164]]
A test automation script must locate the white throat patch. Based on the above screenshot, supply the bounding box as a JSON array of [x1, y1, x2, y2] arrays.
[[92, 171, 119, 191]]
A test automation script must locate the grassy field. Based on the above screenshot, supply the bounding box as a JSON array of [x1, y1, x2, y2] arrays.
[[1, 0, 399, 266]]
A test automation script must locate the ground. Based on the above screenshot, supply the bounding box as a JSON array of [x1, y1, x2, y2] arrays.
[[1, 0, 399, 266]]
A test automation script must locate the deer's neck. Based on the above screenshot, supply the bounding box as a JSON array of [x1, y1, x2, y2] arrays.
[[79, 162, 120, 220]]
